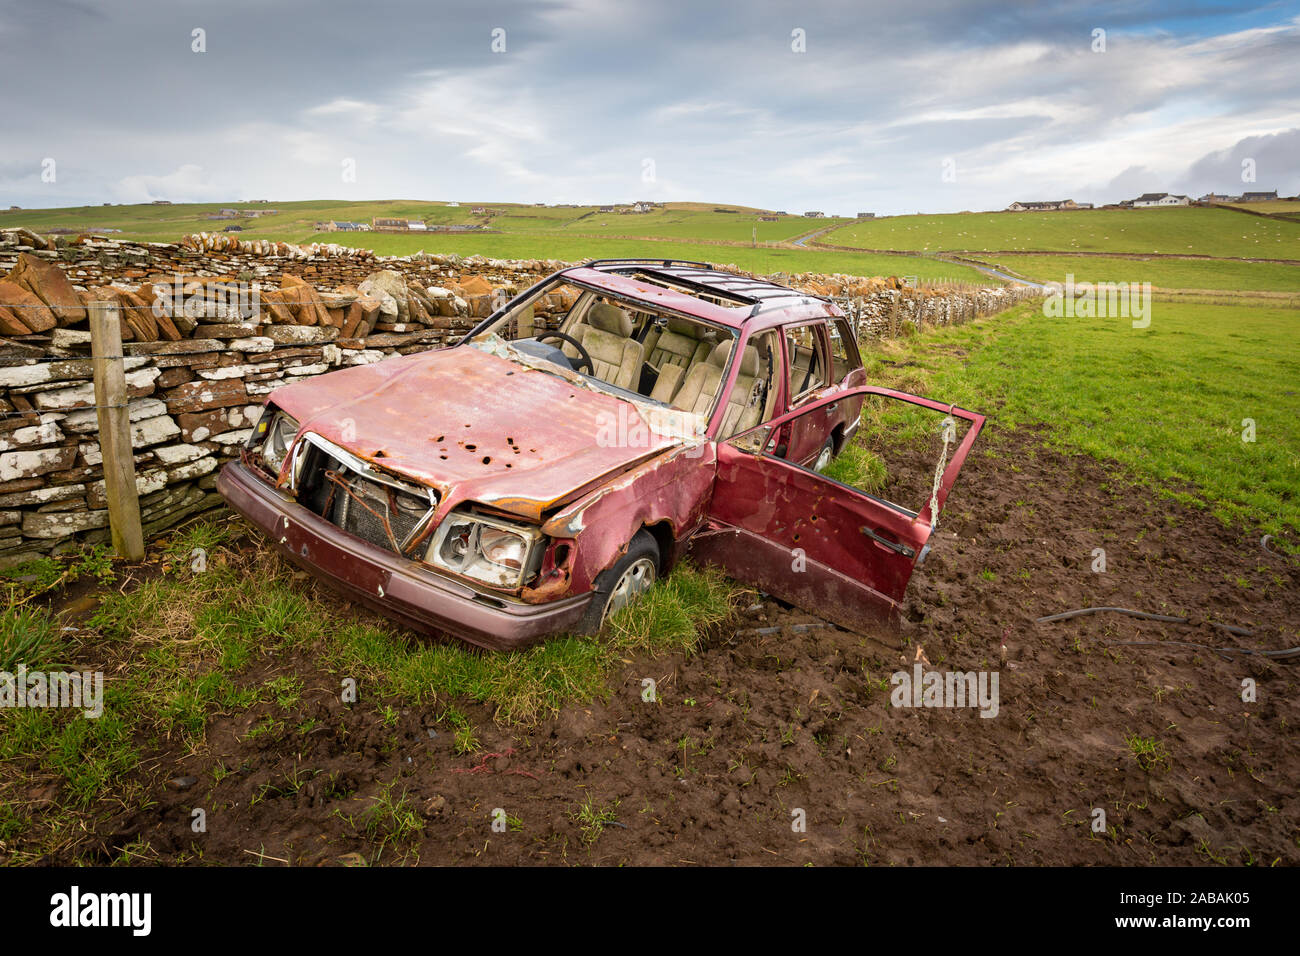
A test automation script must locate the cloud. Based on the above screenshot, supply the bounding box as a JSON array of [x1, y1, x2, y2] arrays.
[[113, 164, 221, 204], [0, 0, 1296, 213], [1181, 128, 1300, 197]]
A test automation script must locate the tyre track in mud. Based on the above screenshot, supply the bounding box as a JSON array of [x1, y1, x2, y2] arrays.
[[65, 426, 1300, 866]]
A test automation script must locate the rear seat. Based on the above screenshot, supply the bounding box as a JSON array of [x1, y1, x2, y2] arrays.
[[788, 343, 815, 395], [670, 340, 732, 415], [716, 344, 764, 437], [647, 318, 714, 371], [668, 340, 766, 437]]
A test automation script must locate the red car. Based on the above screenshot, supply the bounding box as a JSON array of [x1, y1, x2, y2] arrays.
[[217, 260, 984, 649]]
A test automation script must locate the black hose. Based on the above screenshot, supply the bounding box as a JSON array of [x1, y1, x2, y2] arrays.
[[1036, 606, 1251, 635], [1111, 640, 1300, 662], [1036, 606, 1299, 662]]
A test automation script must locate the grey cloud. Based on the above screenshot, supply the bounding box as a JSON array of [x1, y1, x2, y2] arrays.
[[0, 0, 1297, 213]]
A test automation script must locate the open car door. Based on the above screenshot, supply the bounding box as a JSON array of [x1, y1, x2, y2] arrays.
[[691, 386, 985, 633]]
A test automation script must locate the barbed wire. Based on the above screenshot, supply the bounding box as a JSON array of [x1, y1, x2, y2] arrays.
[[0, 348, 290, 363], [0, 403, 129, 418]]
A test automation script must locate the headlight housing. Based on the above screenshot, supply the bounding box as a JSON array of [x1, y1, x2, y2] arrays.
[[250, 408, 299, 477], [426, 511, 543, 589]]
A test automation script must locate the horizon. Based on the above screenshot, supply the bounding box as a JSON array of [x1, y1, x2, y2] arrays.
[[5, 188, 1293, 222]]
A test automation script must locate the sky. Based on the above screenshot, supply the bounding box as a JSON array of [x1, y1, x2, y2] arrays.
[[1, 0, 1298, 216]]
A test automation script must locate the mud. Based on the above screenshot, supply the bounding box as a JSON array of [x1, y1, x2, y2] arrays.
[[19, 425, 1300, 865]]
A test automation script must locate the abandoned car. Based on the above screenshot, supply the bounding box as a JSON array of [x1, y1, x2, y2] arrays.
[[217, 260, 984, 650]]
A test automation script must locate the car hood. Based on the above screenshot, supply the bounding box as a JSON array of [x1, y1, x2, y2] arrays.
[[269, 338, 704, 521]]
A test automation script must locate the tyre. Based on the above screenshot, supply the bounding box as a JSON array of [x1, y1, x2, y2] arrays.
[[813, 436, 837, 474], [579, 530, 660, 633]]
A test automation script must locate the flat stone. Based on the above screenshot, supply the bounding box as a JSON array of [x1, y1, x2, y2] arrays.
[[164, 378, 248, 414], [152, 443, 209, 465], [61, 397, 169, 434], [22, 508, 109, 538], [0, 446, 77, 482], [263, 325, 338, 345], [130, 415, 182, 447], [0, 421, 63, 450]]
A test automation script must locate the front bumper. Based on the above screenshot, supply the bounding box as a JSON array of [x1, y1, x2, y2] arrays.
[[216, 461, 593, 651]]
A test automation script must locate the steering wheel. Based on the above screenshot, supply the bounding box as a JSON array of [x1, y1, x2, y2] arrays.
[[535, 332, 594, 375]]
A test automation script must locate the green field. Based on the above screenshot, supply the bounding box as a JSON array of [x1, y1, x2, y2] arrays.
[[990, 254, 1300, 293], [821, 206, 1300, 258], [1, 199, 844, 244], [11, 196, 1300, 291], [0, 199, 485, 241], [1, 200, 988, 283], [862, 299, 1300, 535], [1222, 200, 1300, 215], [297, 231, 986, 282]]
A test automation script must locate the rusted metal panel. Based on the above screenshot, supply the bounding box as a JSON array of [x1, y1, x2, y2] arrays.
[[270, 343, 685, 522], [531, 441, 716, 600], [696, 385, 985, 632]]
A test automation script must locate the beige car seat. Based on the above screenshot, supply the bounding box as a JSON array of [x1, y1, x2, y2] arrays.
[[564, 302, 644, 390], [647, 317, 714, 372]]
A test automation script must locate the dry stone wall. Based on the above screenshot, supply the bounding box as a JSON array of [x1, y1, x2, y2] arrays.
[[0, 229, 1041, 565]]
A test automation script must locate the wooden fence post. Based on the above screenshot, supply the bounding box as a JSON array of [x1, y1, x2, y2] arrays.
[[89, 298, 145, 560]]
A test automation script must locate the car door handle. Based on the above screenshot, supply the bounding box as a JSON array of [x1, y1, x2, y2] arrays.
[[860, 525, 916, 559], [825, 403, 838, 413]]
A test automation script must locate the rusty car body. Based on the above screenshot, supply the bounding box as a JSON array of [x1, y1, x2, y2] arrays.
[[217, 259, 984, 649]]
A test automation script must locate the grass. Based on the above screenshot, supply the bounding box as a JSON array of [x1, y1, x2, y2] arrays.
[[852, 299, 1300, 536], [822, 442, 887, 493], [1, 546, 117, 670], [292, 232, 991, 282], [991, 255, 1300, 293], [3, 519, 742, 757], [820, 206, 1300, 259], [1221, 200, 1300, 215], [0, 604, 59, 672], [1126, 732, 1172, 773], [3, 200, 991, 283], [0, 519, 745, 859], [355, 781, 425, 845], [572, 794, 620, 845]]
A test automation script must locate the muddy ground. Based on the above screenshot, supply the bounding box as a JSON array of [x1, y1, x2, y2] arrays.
[[15, 425, 1300, 866]]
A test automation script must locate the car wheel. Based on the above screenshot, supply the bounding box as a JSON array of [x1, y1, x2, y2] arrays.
[[580, 530, 660, 633], [813, 436, 837, 474]]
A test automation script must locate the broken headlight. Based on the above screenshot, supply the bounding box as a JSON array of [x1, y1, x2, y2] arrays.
[[251, 409, 299, 477], [426, 511, 543, 589]]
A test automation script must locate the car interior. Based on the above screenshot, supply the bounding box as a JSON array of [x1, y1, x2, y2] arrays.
[[480, 285, 780, 438]]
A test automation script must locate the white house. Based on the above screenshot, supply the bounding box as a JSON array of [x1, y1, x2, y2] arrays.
[[1129, 192, 1191, 207]]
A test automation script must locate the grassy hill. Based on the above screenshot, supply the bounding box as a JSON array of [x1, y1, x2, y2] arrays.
[[7, 197, 1300, 292], [820, 206, 1300, 259], [0, 201, 982, 283], [989, 255, 1300, 293]]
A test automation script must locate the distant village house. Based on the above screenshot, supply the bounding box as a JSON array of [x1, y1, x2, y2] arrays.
[[1006, 200, 1079, 212], [1126, 193, 1190, 207]]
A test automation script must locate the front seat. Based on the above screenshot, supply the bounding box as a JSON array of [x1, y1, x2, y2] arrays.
[[564, 302, 644, 390]]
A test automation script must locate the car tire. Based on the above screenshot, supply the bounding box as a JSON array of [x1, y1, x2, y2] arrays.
[[579, 530, 660, 633], [813, 436, 837, 473]]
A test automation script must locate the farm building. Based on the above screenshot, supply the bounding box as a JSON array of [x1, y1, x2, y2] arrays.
[[1127, 193, 1190, 207], [1006, 200, 1078, 212], [315, 221, 368, 232]]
